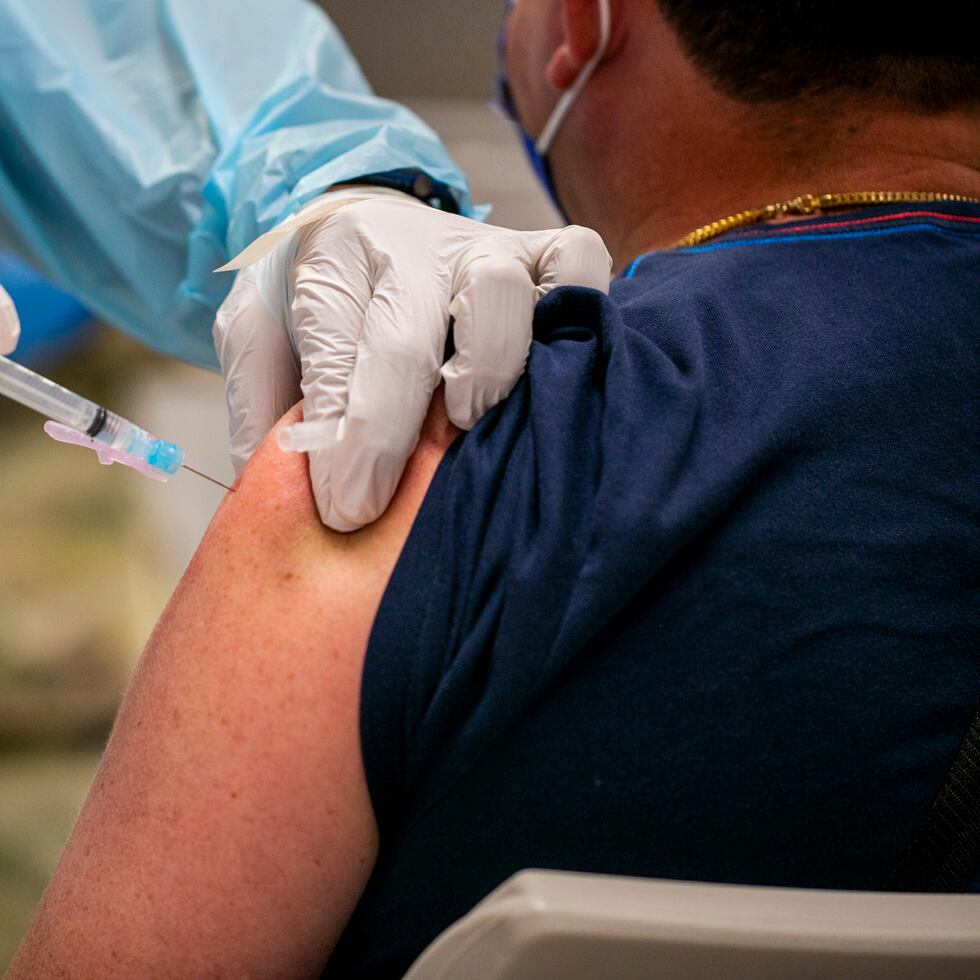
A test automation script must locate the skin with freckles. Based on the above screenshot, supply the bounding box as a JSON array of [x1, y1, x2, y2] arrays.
[[6, 392, 459, 979]]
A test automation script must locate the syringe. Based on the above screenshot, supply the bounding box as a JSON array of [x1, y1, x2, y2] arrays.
[[0, 354, 232, 490]]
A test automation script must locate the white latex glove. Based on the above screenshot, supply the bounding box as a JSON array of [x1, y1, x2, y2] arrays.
[[213, 187, 611, 532], [0, 284, 20, 355]]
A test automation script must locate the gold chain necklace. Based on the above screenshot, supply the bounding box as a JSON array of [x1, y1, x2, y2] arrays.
[[672, 191, 980, 249]]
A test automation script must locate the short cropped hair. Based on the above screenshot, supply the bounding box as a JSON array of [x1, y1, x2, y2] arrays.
[[657, 1, 980, 111]]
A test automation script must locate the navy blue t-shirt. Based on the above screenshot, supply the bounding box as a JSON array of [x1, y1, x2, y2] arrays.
[[328, 203, 980, 978]]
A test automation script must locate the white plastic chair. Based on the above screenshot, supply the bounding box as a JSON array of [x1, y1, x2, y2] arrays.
[[403, 869, 980, 979]]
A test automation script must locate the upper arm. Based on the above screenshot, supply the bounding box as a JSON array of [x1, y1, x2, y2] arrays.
[[8, 393, 459, 979]]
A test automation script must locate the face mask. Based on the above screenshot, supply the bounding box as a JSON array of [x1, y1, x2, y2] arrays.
[[494, 0, 611, 220]]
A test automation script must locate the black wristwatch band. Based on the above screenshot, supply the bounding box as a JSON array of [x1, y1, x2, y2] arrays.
[[338, 168, 462, 214]]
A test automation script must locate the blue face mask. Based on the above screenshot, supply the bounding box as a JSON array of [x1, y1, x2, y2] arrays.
[[494, 0, 611, 221]]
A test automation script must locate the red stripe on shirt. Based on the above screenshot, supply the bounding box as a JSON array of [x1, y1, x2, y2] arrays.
[[745, 209, 980, 237]]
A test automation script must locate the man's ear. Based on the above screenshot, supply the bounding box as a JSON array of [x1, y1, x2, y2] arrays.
[[546, 0, 611, 91]]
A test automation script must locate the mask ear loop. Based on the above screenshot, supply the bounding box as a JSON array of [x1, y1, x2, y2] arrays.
[[535, 0, 612, 155]]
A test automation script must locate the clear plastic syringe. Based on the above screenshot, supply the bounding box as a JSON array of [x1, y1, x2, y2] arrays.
[[0, 353, 186, 479]]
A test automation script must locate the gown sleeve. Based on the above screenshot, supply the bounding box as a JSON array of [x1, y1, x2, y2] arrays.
[[0, 0, 478, 368]]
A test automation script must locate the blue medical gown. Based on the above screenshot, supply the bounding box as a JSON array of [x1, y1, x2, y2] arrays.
[[0, 0, 478, 369]]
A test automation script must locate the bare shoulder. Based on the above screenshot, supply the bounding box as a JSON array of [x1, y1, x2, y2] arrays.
[[7, 391, 459, 979]]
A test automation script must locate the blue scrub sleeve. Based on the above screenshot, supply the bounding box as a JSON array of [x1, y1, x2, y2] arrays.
[[0, 0, 479, 369]]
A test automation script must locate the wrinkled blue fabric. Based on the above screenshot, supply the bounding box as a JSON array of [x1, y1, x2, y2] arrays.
[[332, 202, 980, 977], [0, 0, 478, 369]]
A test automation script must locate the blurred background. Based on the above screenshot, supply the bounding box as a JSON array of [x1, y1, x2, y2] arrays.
[[0, 0, 558, 965]]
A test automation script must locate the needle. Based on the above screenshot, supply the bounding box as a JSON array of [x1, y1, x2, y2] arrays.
[[182, 463, 236, 493]]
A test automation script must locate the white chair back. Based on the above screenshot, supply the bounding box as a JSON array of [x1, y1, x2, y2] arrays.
[[403, 869, 980, 979]]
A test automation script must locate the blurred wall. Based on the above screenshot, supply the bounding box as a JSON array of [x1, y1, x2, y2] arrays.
[[320, 0, 502, 99]]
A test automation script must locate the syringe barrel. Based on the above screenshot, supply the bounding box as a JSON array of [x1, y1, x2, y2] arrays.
[[0, 355, 100, 432], [0, 355, 184, 478], [96, 410, 184, 476]]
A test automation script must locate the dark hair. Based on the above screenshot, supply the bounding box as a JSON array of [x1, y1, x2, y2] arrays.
[[657, 2, 980, 111]]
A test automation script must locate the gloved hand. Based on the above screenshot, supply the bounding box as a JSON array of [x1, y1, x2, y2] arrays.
[[213, 187, 611, 532], [0, 284, 20, 355]]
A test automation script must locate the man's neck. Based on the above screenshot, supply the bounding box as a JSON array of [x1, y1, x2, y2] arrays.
[[561, 103, 980, 273], [612, 168, 980, 274]]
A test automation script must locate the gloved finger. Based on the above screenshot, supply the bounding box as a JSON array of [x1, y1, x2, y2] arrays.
[[213, 267, 300, 474], [441, 252, 537, 431], [527, 224, 613, 296], [308, 264, 443, 532], [290, 219, 376, 527], [0, 285, 21, 355]]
